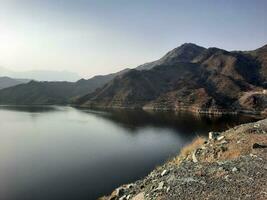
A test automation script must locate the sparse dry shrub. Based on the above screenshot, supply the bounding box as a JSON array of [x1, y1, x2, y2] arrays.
[[180, 136, 206, 158]]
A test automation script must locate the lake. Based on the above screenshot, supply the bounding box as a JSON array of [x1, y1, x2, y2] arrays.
[[0, 106, 259, 200]]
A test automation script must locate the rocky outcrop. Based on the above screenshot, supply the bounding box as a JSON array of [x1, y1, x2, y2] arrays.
[[100, 118, 267, 200]]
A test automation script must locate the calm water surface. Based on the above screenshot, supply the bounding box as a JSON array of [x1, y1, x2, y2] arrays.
[[0, 106, 259, 200]]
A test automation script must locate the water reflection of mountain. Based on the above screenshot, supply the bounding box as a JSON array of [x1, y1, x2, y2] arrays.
[[0, 105, 58, 113], [77, 108, 259, 135]]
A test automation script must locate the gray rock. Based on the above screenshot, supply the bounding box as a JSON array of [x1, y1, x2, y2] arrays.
[[232, 167, 238, 172], [157, 181, 164, 190]]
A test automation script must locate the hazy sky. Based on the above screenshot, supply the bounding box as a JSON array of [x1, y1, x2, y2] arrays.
[[0, 0, 266, 78]]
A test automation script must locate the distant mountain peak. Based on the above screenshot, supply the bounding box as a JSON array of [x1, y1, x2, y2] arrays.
[[163, 43, 206, 59], [178, 42, 204, 49], [136, 43, 206, 70]]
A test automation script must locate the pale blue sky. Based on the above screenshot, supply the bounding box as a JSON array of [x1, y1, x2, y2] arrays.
[[0, 0, 266, 78]]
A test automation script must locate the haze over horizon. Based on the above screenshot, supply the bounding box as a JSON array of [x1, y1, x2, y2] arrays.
[[0, 0, 266, 79]]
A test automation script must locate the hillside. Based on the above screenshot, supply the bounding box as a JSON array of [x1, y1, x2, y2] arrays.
[[76, 43, 267, 115], [0, 70, 128, 105], [101, 118, 267, 200], [0, 76, 30, 90]]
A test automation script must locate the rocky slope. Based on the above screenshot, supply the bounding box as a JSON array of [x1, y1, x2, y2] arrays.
[[100, 118, 267, 200], [77, 43, 267, 115]]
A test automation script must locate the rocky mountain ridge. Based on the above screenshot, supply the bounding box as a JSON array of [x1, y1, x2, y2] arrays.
[[0, 43, 266, 114], [77, 43, 267, 115], [0, 76, 30, 90], [0, 69, 128, 105]]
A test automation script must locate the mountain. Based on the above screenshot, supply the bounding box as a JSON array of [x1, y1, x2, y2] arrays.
[[0, 67, 81, 82], [76, 43, 267, 115], [0, 76, 30, 90], [0, 69, 129, 105]]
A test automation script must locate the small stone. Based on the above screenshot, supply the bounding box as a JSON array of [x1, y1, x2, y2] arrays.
[[218, 167, 224, 171], [161, 169, 168, 176], [157, 181, 164, 190], [250, 153, 257, 158], [167, 174, 175, 183], [208, 132, 214, 140], [254, 123, 260, 128], [220, 146, 228, 152], [192, 150, 198, 163], [220, 140, 228, 145], [217, 161, 224, 166], [248, 177, 254, 182], [166, 186, 170, 193], [209, 132, 220, 140], [225, 175, 230, 181], [200, 180, 206, 185], [217, 136, 225, 141], [119, 195, 127, 200], [232, 167, 238, 172], [201, 146, 207, 150], [126, 184, 134, 189], [109, 187, 125, 200], [179, 177, 197, 183]]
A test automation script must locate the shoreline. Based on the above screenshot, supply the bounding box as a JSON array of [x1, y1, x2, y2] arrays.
[[75, 103, 267, 117], [0, 103, 266, 117]]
